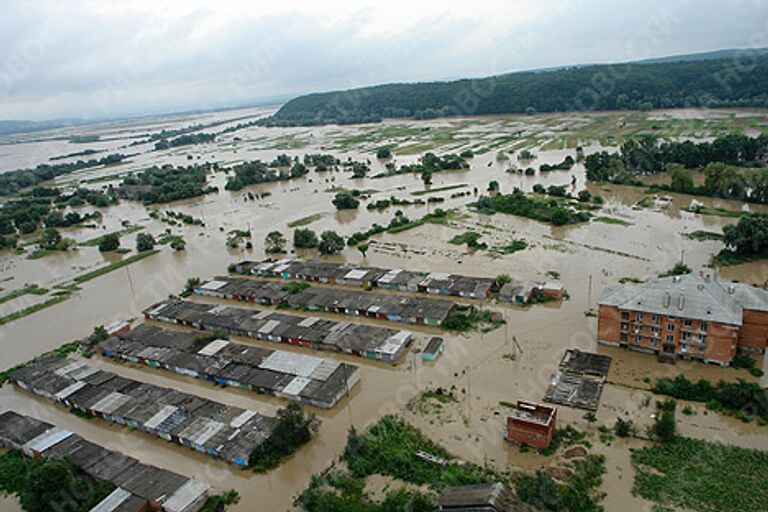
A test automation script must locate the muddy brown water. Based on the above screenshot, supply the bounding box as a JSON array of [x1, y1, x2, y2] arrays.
[[1, 109, 767, 511]]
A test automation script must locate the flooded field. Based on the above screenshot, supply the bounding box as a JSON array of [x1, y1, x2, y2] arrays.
[[1, 107, 767, 511]]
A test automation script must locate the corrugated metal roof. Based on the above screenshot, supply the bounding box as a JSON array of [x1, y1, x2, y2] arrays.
[[90, 392, 132, 415], [143, 405, 179, 430], [344, 269, 368, 280], [230, 410, 257, 429], [599, 274, 747, 325], [197, 339, 229, 356], [55, 381, 87, 400], [23, 427, 73, 455], [282, 376, 311, 396], [260, 351, 321, 377], [200, 280, 228, 290], [88, 487, 133, 512], [164, 479, 210, 512], [258, 319, 281, 335]]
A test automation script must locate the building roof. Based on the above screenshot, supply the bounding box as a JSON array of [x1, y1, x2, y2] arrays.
[[597, 273, 768, 325], [438, 483, 529, 511]]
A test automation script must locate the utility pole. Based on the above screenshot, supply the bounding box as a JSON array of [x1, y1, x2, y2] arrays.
[[465, 366, 471, 425], [588, 274, 593, 306]]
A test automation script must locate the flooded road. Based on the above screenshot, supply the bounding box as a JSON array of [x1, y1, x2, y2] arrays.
[[1, 107, 767, 510]]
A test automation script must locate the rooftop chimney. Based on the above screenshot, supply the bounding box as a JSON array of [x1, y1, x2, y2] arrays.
[[678, 291, 685, 311], [728, 284, 735, 294], [663, 291, 671, 309]]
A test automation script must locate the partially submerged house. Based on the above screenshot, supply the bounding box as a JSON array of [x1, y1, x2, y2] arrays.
[[505, 401, 557, 449], [0, 410, 210, 512], [437, 482, 530, 512], [598, 273, 768, 365], [421, 337, 445, 362], [144, 299, 413, 362]]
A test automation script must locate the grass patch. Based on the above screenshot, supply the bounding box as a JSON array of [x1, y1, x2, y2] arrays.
[[411, 183, 468, 196], [618, 277, 645, 284], [683, 205, 743, 218], [287, 213, 324, 228], [652, 374, 767, 423], [79, 225, 144, 247], [344, 415, 500, 489], [443, 305, 505, 332], [515, 454, 606, 512], [200, 490, 240, 512], [0, 294, 70, 326], [448, 231, 487, 250], [492, 240, 528, 254], [631, 437, 768, 512], [73, 249, 160, 284], [593, 216, 632, 226], [0, 284, 48, 305], [684, 230, 723, 241]]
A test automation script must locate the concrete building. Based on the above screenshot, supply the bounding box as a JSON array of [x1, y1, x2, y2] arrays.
[[598, 273, 768, 365], [0, 411, 210, 512], [505, 401, 557, 450]]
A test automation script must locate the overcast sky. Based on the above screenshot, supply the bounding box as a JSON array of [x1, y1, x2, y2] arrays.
[[1, 0, 767, 121]]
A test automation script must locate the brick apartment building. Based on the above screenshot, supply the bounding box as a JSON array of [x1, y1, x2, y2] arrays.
[[505, 401, 557, 449], [598, 273, 768, 366]]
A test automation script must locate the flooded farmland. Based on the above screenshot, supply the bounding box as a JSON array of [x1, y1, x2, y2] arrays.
[[1, 107, 767, 511]]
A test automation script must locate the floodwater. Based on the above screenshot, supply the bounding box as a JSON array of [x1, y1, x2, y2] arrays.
[[1, 107, 767, 511]]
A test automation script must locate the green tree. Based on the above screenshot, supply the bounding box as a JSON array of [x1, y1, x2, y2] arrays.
[[332, 192, 360, 210], [704, 163, 746, 199], [723, 212, 768, 255], [653, 405, 677, 443], [265, 231, 287, 253], [668, 164, 694, 193], [294, 228, 319, 249], [357, 243, 369, 259], [421, 170, 433, 185], [39, 228, 62, 250], [748, 169, 768, 204], [319, 230, 345, 255], [488, 180, 500, 193], [376, 147, 392, 159], [98, 233, 120, 252], [136, 233, 156, 252]]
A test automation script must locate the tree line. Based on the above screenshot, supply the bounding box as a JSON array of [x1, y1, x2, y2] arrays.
[[261, 55, 768, 126], [0, 153, 125, 196]]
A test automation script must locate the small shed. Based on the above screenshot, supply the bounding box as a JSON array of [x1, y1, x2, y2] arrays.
[[422, 337, 444, 362], [438, 482, 529, 511]]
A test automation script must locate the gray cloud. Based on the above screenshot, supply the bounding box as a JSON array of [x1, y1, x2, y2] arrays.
[[1, 0, 766, 120]]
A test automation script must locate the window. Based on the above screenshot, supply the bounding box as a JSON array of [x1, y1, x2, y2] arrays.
[[666, 335, 674, 343], [684, 319, 692, 327], [667, 322, 675, 331], [650, 338, 658, 346], [634, 335, 641, 343], [651, 327, 659, 334], [621, 323, 629, 331], [682, 332, 690, 340], [621, 312, 629, 320], [636, 313, 644, 322], [620, 333, 628, 342], [701, 322, 708, 332], [652, 315, 660, 324]]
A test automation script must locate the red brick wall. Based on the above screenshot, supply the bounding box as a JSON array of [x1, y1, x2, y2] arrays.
[[738, 309, 768, 353], [505, 412, 557, 450], [597, 305, 621, 344], [703, 322, 738, 364]]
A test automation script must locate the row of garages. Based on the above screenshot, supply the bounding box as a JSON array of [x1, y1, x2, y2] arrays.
[[9, 357, 276, 468], [144, 299, 413, 362], [96, 324, 360, 409], [0, 410, 210, 512], [196, 276, 456, 326], [234, 259, 498, 299]]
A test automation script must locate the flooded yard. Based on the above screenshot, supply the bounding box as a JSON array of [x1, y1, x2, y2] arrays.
[[1, 107, 767, 511]]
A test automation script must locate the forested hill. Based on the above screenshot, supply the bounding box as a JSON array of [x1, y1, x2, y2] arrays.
[[263, 54, 768, 126]]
